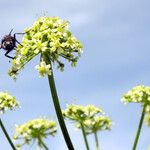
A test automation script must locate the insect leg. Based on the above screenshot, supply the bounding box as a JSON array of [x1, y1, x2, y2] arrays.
[[5, 50, 15, 59], [14, 32, 26, 38], [14, 32, 26, 40], [13, 33, 25, 47], [15, 40, 23, 46]]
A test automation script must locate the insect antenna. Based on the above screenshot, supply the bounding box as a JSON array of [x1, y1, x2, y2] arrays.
[[9, 29, 13, 35]]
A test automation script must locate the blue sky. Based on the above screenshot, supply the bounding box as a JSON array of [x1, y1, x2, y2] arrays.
[[0, 0, 150, 150]]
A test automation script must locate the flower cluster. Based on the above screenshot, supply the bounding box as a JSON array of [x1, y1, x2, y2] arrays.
[[0, 92, 19, 113], [122, 85, 150, 104], [122, 85, 150, 126], [13, 118, 57, 149], [62, 104, 102, 121], [62, 104, 112, 134], [76, 116, 112, 134], [8, 16, 83, 79]]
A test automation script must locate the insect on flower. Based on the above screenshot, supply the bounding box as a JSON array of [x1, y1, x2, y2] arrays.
[[0, 29, 24, 59]]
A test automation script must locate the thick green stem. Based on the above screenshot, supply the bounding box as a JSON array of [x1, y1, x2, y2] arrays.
[[80, 123, 90, 150], [0, 118, 16, 150], [44, 56, 74, 150], [94, 132, 100, 150], [132, 105, 146, 150]]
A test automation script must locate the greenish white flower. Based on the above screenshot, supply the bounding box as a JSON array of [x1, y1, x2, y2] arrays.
[[62, 104, 112, 134], [8, 16, 83, 79], [76, 116, 112, 134], [122, 85, 150, 104], [62, 104, 102, 122], [35, 60, 51, 77], [122, 85, 150, 126], [0, 92, 19, 113], [13, 118, 57, 149]]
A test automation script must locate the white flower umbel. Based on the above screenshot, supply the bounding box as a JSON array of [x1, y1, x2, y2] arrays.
[[0, 92, 19, 150], [63, 104, 112, 150], [8, 16, 83, 79], [0, 92, 19, 114], [122, 85, 150, 126], [122, 85, 150, 150], [13, 118, 57, 149]]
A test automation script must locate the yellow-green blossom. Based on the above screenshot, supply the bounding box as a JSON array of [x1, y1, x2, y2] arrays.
[[0, 92, 19, 113], [62, 104, 102, 122], [35, 60, 51, 77], [13, 118, 57, 149], [122, 85, 150, 126], [76, 116, 112, 134], [8, 16, 83, 79], [122, 85, 150, 104], [62, 104, 112, 134]]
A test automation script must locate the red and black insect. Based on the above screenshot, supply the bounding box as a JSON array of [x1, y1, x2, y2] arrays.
[[0, 29, 24, 59]]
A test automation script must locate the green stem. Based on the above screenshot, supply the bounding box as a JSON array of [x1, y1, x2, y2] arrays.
[[41, 141, 49, 150], [132, 105, 146, 150], [44, 56, 74, 150], [38, 137, 49, 150], [80, 122, 90, 150], [0, 118, 16, 150], [94, 132, 100, 150]]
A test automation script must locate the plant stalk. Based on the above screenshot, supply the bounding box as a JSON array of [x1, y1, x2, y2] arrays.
[[80, 122, 90, 150], [94, 132, 100, 150], [132, 105, 146, 150], [41, 142, 49, 150], [44, 55, 74, 150], [38, 137, 49, 150], [0, 118, 16, 150]]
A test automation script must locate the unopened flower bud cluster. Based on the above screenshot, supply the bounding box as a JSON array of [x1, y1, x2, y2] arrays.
[[62, 104, 112, 134], [8, 16, 83, 79], [13, 118, 57, 149], [0, 92, 19, 113], [122, 85, 150, 126]]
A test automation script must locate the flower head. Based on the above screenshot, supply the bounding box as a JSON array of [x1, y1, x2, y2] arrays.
[[122, 85, 150, 126], [13, 118, 57, 149], [122, 85, 150, 104], [62, 104, 102, 122], [0, 92, 19, 113], [76, 116, 112, 134], [62, 104, 112, 134], [8, 16, 83, 79]]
